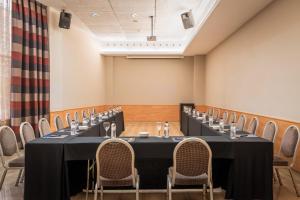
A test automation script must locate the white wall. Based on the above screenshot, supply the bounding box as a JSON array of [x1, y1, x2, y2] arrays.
[[48, 7, 106, 111], [205, 0, 300, 121], [105, 56, 202, 105]]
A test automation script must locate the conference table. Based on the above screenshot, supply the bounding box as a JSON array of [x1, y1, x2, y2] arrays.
[[24, 111, 273, 200]]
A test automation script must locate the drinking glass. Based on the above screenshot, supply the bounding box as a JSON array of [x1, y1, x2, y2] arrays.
[[156, 122, 162, 136], [103, 121, 110, 138], [209, 116, 213, 127], [219, 119, 224, 132]]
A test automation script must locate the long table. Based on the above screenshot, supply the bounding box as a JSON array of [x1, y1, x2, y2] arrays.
[[24, 111, 273, 200]]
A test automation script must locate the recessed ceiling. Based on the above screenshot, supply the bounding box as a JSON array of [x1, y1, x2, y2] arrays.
[[40, 0, 220, 55], [40, 0, 274, 55]]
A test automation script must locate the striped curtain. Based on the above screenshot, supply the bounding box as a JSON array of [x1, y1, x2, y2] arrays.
[[11, 0, 50, 139]]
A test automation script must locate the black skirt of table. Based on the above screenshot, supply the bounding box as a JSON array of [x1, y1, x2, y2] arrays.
[[24, 111, 273, 200]]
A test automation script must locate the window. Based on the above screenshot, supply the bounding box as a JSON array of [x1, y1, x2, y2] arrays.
[[0, 0, 11, 122]]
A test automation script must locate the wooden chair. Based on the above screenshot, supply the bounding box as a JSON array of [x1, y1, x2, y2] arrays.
[[20, 122, 36, 148], [246, 117, 259, 134], [236, 114, 247, 131], [0, 126, 24, 190], [38, 118, 51, 137], [212, 109, 220, 121], [262, 121, 278, 142], [65, 113, 72, 127], [222, 111, 228, 124], [273, 125, 300, 197], [167, 137, 213, 200], [94, 138, 139, 200], [54, 115, 64, 131], [228, 112, 237, 124]]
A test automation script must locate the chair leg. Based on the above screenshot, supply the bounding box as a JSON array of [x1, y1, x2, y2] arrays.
[[86, 160, 90, 200], [275, 168, 283, 186], [0, 168, 8, 190], [167, 176, 172, 200], [100, 185, 103, 200], [288, 168, 300, 197], [15, 169, 23, 187], [20, 170, 25, 183], [203, 184, 207, 200], [136, 175, 140, 200], [209, 182, 214, 200], [94, 183, 98, 200]]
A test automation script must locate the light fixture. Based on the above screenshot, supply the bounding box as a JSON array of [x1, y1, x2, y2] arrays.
[[131, 13, 137, 18], [90, 12, 98, 17]]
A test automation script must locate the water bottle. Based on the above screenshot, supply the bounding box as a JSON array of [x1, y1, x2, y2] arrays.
[[202, 113, 206, 123], [111, 122, 117, 138], [219, 119, 224, 132], [192, 109, 196, 118], [209, 116, 213, 127], [163, 122, 170, 138], [70, 120, 77, 135], [230, 123, 236, 139]]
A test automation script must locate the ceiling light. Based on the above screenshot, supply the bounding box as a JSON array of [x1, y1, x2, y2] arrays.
[[131, 13, 137, 18], [90, 12, 98, 17]]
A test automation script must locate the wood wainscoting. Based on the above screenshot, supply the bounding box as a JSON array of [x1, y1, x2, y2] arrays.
[[203, 105, 300, 171], [50, 105, 106, 131], [106, 105, 181, 122], [50, 104, 207, 129]]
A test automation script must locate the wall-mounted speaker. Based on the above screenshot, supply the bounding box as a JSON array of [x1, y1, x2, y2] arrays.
[[181, 11, 194, 29], [59, 10, 72, 29]]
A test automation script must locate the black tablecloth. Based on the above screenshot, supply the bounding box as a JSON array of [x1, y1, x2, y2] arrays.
[[25, 112, 272, 200]]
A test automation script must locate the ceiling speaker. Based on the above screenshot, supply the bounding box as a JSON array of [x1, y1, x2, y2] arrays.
[[59, 10, 72, 29], [181, 11, 194, 29]]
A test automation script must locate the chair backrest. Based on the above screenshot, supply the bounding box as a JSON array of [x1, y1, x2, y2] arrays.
[[74, 111, 79, 122], [228, 112, 237, 124], [65, 113, 72, 127], [82, 110, 87, 119], [20, 122, 36, 148], [280, 125, 300, 159], [38, 118, 51, 137], [262, 121, 278, 142], [206, 107, 213, 116], [247, 117, 259, 134], [213, 109, 220, 120], [0, 126, 19, 167], [222, 112, 228, 123], [173, 138, 212, 183], [236, 114, 247, 131], [54, 115, 64, 131], [95, 138, 135, 186]]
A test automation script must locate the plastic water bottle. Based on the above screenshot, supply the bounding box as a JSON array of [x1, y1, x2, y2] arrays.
[[230, 124, 236, 139], [209, 116, 213, 127], [70, 120, 77, 135], [219, 119, 224, 132], [202, 113, 206, 123], [163, 122, 169, 138], [111, 122, 117, 138]]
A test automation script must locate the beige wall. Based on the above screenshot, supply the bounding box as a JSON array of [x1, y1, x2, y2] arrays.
[[105, 56, 204, 105], [205, 0, 300, 122], [193, 56, 206, 105], [48, 8, 106, 111]]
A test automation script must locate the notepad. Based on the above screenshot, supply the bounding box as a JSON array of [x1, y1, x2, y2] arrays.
[[44, 135, 68, 139]]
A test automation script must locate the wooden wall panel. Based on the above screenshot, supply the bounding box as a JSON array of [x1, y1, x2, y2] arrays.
[[50, 105, 106, 131], [106, 105, 180, 122], [203, 105, 300, 171]]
